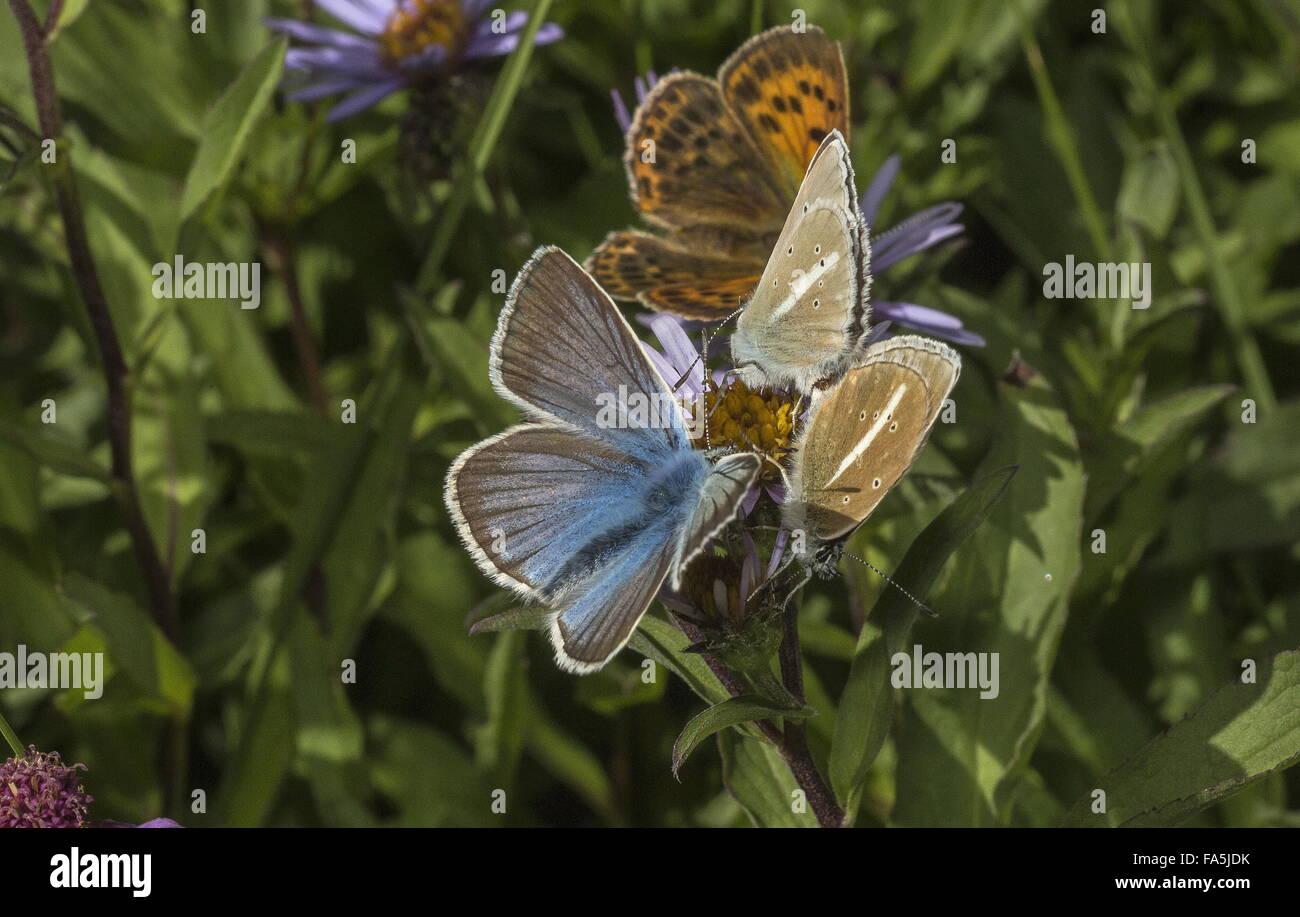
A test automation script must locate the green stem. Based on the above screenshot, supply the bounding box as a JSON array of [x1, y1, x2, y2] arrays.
[[1145, 86, 1275, 409], [416, 0, 555, 295], [1017, 15, 1112, 263], [0, 706, 25, 757]]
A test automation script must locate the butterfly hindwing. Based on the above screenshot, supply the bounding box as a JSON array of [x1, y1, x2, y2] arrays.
[[586, 230, 761, 318], [784, 336, 960, 543], [719, 25, 851, 197]]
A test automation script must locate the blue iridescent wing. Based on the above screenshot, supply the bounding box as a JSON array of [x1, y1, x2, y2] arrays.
[[446, 424, 660, 597], [490, 247, 695, 459]]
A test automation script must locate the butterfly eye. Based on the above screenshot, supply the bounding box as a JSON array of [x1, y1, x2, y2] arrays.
[[819, 258, 825, 267], [889, 421, 898, 432], [813, 299, 820, 308], [787, 246, 794, 256], [814, 244, 821, 254], [842, 496, 851, 504], [858, 410, 866, 421], [872, 478, 882, 489], [872, 410, 879, 419], [802, 203, 808, 213]]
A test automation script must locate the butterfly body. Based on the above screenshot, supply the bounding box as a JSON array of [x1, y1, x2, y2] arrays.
[[445, 248, 760, 673], [782, 335, 961, 570]]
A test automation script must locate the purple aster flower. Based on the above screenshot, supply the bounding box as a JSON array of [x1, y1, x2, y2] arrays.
[[860, 155, 984, 346], [1, 745, 92, 828], [267, 0, 563, 122]]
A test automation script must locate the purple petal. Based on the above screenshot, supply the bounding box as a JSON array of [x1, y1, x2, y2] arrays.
[[768, 528, 790, 578], [316, 0, 389, 35], [285, 75, 373, 102], [740, 485, 762, 517], [646, 313, 704, 394], [464, 22, 563, 59], [641, 342, 696, 399], [461, 0, 496, 17], [326, 77, 406, 121], [611, 87, 633, 133], [860, 154, 900, 226], [137, 817, 183, 828], [872, 300, 964, 331], [872, 302, 985, 346], [285, 45, 386, 77], [264, 17, 377, 50], [872, 203, 964, 273]]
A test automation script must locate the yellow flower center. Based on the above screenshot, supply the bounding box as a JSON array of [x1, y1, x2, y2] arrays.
[[380, 0, 464, 67], [696, 379, 799, 465]]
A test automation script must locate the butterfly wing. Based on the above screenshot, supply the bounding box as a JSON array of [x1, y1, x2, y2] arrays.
[[669, 451, 763, 589], [625, 72, 791, 235], [585, 230, 762, 319], [551, 452, 757, 672], [783, 336, 960, 543], [719, 25, 851, 197], [493, 247, 694, 457], [446, 424, 654, 597], [732, 131, 870, 392]]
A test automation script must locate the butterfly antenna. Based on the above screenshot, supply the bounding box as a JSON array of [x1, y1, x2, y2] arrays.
[[842, 550, 939, 618]]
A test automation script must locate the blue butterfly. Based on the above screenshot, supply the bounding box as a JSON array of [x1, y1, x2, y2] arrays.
[[444, 247, 761, 673]]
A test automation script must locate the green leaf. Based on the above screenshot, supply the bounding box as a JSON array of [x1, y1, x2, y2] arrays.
[[63, 574, 195, 715], [830, 466, 1017, 810], [0, 418, 110, 483], [468, 605, 553, 635], [627, 615, 729, 706], [179, 38, 287, 220], [1117, 144, 1180, 237], [673, 695, 814, 777], [892, 375, 1084, 827], [475, 630, 529, 788], [1061, 650, 1300, 826], [718, 729, 818, 828]]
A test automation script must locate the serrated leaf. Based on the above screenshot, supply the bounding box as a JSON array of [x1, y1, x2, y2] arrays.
[[673, 695, 814, 777]]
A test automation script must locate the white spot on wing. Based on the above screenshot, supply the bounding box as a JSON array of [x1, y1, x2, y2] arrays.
[[769, 251, 841, 321], [825, 384, 908, 487]]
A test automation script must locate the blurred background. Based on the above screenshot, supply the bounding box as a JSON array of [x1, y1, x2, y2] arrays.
[[0, 0, 1296, 827]]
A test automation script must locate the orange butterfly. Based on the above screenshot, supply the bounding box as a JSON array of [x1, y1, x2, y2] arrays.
[[587, 26, 850, 320]]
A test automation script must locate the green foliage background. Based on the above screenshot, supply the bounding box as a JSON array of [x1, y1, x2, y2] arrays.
[[0, 0, 1297, 827]]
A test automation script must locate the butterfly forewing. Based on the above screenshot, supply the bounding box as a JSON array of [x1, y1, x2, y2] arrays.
[[785, 336, 960, 543], [626, 73, 789, 235], [719, 25, 851, 197], [732, 132, 869, 392]]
